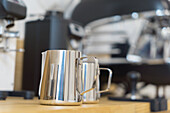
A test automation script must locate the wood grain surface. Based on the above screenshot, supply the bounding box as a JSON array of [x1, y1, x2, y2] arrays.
[[0, 97, 150, 113], [14, 39, 24, 91]]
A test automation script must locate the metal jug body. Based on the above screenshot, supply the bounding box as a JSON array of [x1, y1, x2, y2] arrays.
[[82, 58, 113, 104], [82, 59, 100, 103], [39, 50, 82, 105]]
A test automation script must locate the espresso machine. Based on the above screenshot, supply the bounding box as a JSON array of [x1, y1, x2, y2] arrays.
[[70, 0, 170, 112], [0, 0, 34, 100]]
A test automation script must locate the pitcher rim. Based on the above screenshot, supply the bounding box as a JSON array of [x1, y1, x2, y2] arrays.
[[41, 50, 81, 54]]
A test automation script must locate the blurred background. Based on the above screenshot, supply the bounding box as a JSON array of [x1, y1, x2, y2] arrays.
[[1, 0, 170, 102]]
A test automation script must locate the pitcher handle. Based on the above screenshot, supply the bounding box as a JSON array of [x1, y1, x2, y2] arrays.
[[99, 68, 112, 93], [80, 80, 97, 95], [76, 56, 98, 96]]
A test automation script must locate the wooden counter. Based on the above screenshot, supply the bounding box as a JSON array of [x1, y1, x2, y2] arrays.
[[0, 97, 150, 113]]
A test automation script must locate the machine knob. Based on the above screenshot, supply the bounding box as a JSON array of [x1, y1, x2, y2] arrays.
[[127, 71, 141, 100]]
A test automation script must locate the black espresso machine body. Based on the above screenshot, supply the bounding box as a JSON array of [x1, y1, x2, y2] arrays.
[[22, 12, 69, 95], [0, 0, 26, 20], [22, 11, 84, 95], [100, 63, 170, 85]]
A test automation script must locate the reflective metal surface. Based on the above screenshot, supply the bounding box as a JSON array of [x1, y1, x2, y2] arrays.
[[126, 15, 170, 64], [81, 10, 170, 64], [39, 50, 97, 105], [160, 26, 170, 63], [82, 58, 112, 104], [38, 51, 47, 97], [85, 10, 170, 35], [0, 19, 24, 52]]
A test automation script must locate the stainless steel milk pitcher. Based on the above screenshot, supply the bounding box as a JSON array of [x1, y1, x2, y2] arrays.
[[82, 58, 112, 104], [39, 50, 97, 105]]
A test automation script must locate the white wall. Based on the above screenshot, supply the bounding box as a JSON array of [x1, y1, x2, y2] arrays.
[[0, 39, 16, 91]]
